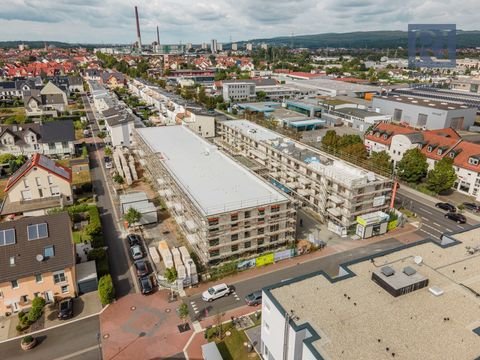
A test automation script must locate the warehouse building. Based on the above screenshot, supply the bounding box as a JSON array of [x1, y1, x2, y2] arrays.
[[216, 120, 392, 235], [372, 95, 476, 130], [260, 227, 480, 360], [134, 126, 296, 265]]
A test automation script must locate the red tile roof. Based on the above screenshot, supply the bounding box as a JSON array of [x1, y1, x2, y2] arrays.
[[5, 153, 72, 192], [365, 123, 417, 145]]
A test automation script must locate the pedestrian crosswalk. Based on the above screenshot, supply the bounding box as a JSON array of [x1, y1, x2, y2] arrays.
[[190, 300, 199, 314], [233, 291, 240, 301]]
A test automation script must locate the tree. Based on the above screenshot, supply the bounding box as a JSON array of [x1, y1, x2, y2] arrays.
[[98, 274, 115, 305], [370, 151, 393, 173], [178, 303, 189, 329], [397, 148, 428, 183], [164, 267, 177, 299], [426, 157, 457, 194], [113, 173, 124, 185], [340, 142, 368, 161], [321, 130, 339, 150], [104, 147, 113, 156], [256, 91, 267, 101], [124, 207, 142, 227], [27, 296, 46, 323]]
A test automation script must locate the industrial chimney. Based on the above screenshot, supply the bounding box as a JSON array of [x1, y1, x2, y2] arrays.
[[156, 26, 160, 52], [134, 6, 142, 50]]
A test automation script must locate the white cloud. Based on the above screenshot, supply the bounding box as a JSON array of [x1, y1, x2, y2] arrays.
[[0, 0, 478, 43]]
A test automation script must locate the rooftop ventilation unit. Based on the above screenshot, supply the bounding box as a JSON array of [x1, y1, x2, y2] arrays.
[[403, 266, 416, 276], [429, 286, 444, 296], [381, 266, 395, 277]]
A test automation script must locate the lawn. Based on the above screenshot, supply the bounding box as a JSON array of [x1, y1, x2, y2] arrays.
[[72, 230, 92, 244], [0, 178, 8, 202], [209, 323, 259, 360], [72, 169, 91, 186]]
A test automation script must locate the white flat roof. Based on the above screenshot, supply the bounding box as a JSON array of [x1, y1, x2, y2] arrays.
[[224, 119, 280, 141], [136, 126, 288, 216]]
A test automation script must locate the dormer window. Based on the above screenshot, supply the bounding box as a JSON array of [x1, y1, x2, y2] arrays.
[[437, 148, 443, 155], [375, 132, 380, 138], [468, 157, 479, 166], [449, 152, 456, 158], [427, 145, 433, 152], [383, 134, 388, 140]]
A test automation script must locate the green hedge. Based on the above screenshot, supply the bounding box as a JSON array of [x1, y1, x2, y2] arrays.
[[27, 296, 46, 323], [87, 248, 109, 277], [98, 275, 115, 306]]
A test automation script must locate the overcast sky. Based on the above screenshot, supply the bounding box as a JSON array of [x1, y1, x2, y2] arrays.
[[0, 0, 479, 44]]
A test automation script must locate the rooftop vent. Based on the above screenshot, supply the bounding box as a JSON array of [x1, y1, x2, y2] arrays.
[[429, 286, 444, 296], [403, 266, 416, 276], [381, 266, 395, 277]]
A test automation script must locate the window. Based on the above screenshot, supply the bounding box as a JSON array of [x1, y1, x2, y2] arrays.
[[35, 274, 43, 283], [231, 244, 238, 252], [23, 179, 29, 188], [209, 249, 220, 257], [258, 208, 265, 216], [44, 245, 55, 258], [27, 223, 48, 240], [50, 186, 60, 196], [271, 205, 280, 213], [38, 189, 43, 198], [427, 146, 433, 152], [393, 108, 403, 121], [208, 218, 219, 226], [244, 211, 251, 218], [11, 280, 18, 289], [245, 241, 251, 248], [21, 190, 32, 201], [35, 177, 41, 186], [449, 152, 456, 158], [209, 238, 219, 247], [53, 271, 66, 284], [33, 292, 40, 298], [270, 234, 279, 242], [258, 228, 265, 235], [270, 224, 279, 232], [231, 222, 238, 228], [258, 217, 265, 223], [9, 256, 15, 266], [257, 238, 264, 246], [47, 175, 53, 185], [231, 213, 238, 222], [231, 234, 238, 241], [417, 113, 428, 126], [21, 295, 29, 303], [61, 285, 69, 294], [0, 229, 16, 246]]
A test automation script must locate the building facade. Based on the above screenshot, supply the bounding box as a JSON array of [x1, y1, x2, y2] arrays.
[[372, 95, 476, 130], [216, 120, 392, 234], [0, 213, 76, 315], [134, 126, 296, 265], [222, 81, 256, 102], [1, 153, 73, 216]]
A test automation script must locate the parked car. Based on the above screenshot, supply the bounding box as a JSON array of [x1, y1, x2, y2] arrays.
[[130, 244, 143, 260], [139, 276, 154, 295], [134, 259, 150, 277], [104, 156, 113, 169], [435, 202, 456, 212], [202, 283, 234, 302], [462, 202, 480, 213], [57, 298, 74, 320], [245, 291, 262, 306], [445, 212, 467, 224], [126, 234, 141, 247]]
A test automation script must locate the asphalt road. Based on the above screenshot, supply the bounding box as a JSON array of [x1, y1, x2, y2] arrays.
[[187, 237, 402, 319], [395, 190, 476, 240], [83, 94, 136, 297], [0, 316, 101, 360]]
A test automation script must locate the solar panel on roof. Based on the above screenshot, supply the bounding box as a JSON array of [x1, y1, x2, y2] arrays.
[[38, 155, 70, 179]]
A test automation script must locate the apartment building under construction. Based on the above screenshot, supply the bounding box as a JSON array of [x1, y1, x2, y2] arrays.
[[134, 125, 296, 265], [216, 120, 393, 235]]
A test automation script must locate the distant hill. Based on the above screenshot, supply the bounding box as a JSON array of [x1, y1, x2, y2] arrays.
[[0, 41, 97, 49], [240, 30, 480, 49]]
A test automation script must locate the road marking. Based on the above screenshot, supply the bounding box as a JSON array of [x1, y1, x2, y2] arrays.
[[446, 228, 453, 232], [53, 345, 100, 360], [422, 223, 442, 233], [419, 228, 439, 238], [419, 207, 433, 215], [457, 225, 465, 229], [433, 222, 441, 227], [281, 278, 292, 283], [421, 217, 429, 221]]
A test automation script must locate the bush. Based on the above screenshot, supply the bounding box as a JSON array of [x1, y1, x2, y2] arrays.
[[22, 335, 34, 344], [81, 183, 93, 193], [27, 297, 46, 323], [98, 275, 115, 306], [85, 206, 101, 236]]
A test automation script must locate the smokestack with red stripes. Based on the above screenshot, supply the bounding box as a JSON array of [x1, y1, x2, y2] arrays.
[[134, 6, 142, 50]]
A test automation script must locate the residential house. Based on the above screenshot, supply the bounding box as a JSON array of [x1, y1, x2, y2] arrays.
[[24, 81, 68, 117], [84, 69, 103, 81], [0, 78, 41, 100], [0, 213, 76, 315], [222, 80, 256, 102], [1, 153, 73, 216], [180, 108, 217, 138], [101, 71, 125, 88], [365, 122, 480, 200], [0, 120, 75, 156], [104, 112, 135, 147]]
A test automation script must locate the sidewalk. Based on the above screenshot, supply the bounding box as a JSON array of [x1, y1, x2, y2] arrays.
[[184, 223, 418, 297], [398, 186, 480, 223]]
